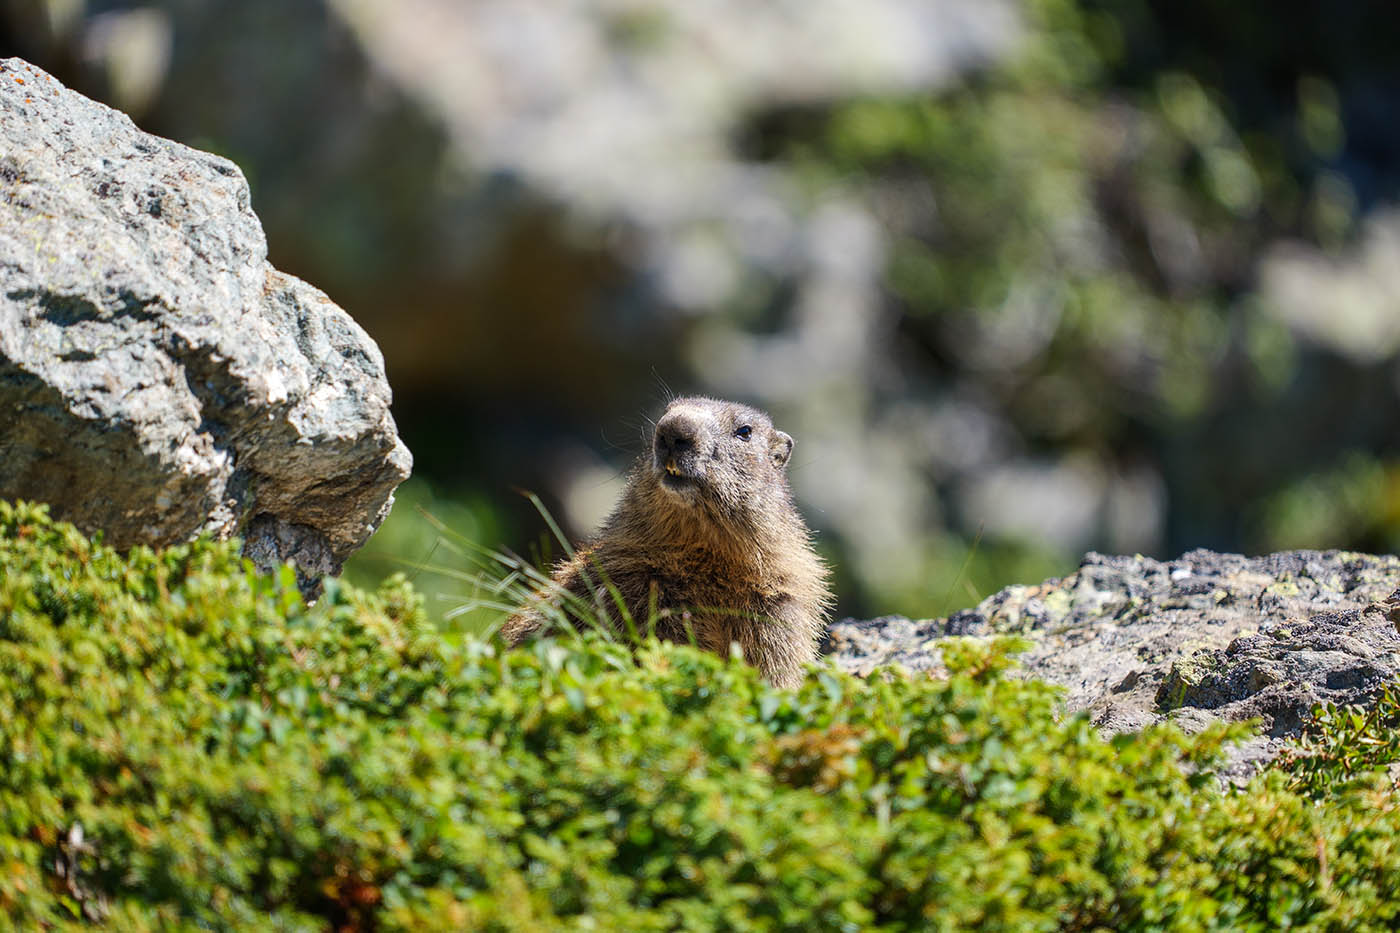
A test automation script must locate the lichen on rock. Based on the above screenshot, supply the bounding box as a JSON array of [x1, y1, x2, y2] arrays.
[[829, 548, 1400, 776]]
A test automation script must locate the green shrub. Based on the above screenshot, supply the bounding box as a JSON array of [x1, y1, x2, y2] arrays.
[[1276, 683, 1400, 798], [2, 501, 1400, 930]]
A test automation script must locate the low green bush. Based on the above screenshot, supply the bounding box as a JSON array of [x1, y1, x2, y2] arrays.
[[2, 501, 1399, 930], [1277, 683, 1400, 800]]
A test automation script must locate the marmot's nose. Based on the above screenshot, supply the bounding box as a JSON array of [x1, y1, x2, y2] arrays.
[[655, 411, 704, 462]]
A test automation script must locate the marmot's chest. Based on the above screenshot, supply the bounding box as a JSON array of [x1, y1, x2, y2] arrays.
[[618, 562, 784, 612]]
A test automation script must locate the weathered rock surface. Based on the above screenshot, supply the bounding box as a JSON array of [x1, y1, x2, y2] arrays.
[[829, 549, 1400, 776], [0, 58, 411, 591]]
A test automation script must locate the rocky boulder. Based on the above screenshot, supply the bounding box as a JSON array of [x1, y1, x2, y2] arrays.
[[829, 549, 1400, 777], [0, 58, 411, 592]]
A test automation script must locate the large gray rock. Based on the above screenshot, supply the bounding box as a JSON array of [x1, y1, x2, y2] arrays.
[[0, 58, 411, 591], [829, 549, 1400, 776]]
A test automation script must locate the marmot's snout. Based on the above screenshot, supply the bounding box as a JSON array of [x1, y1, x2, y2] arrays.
[[654, 407, 712, 491]]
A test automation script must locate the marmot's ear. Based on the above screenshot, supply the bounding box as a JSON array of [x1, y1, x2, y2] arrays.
[[771, 431, 793, 468]]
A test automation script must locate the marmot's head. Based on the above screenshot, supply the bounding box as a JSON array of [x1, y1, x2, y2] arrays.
[[648, 396, 794, 518]]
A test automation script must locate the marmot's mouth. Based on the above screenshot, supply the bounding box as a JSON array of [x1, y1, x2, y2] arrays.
[[658, 463, 703, 497]]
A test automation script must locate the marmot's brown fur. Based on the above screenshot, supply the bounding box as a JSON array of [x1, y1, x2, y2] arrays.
[[501, 396, 831, 688]]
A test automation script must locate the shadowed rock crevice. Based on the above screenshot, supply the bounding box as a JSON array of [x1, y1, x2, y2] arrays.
[[21, 287, 164, 325]]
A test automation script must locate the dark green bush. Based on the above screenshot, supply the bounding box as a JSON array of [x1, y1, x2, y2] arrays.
[[2, 501, 1399, 930]]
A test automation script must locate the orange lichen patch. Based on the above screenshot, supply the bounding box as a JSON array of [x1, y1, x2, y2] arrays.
[[13, 76, 24, 84]]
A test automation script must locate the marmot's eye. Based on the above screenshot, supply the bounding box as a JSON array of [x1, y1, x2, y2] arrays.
[[734, 425, 752, 440]]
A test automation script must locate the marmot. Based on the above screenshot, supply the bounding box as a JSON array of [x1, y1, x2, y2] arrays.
[[501, 396, 831, 689]]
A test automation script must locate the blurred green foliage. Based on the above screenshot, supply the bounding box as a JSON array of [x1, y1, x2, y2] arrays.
[[1252, 453, 1400, 552], [333, 0, 1400, 622], [343, 478, 510, 633], [5, 501, 1400, 930], [759, 0, 1400, 612], [16, 0, 1400, 618]]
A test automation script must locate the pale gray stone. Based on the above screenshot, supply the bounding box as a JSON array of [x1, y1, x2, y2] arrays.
[[829, 548, 1400, 777], [0, 58, 411, 593]]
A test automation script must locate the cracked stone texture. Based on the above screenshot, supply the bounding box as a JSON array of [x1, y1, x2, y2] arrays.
[[0, 58, 411, 593], [828, 549, 1400, 777]]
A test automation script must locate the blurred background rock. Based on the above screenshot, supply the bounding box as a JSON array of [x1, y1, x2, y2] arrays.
[[7, 0, 1400, 627]]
